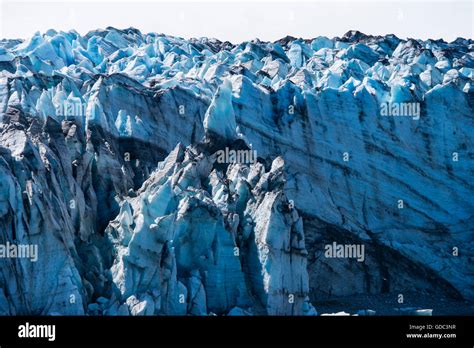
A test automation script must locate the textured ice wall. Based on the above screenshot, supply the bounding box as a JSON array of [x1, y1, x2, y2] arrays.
[[0, 28, 472, 315]]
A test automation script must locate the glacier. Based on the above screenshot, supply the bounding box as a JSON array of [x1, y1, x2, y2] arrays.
[[0, 27, 473, 315]]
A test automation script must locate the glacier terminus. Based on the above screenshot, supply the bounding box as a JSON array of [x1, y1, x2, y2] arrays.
[[0, 27, 472, 316]]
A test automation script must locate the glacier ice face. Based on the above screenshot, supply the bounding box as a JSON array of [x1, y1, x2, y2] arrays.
[[0, 28, 473, 315]]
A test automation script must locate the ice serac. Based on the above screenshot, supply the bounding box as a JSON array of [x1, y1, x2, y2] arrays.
[[105, 135, 314, 315], [203, 79, 238, 140], [0, 28, 473, 314]]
